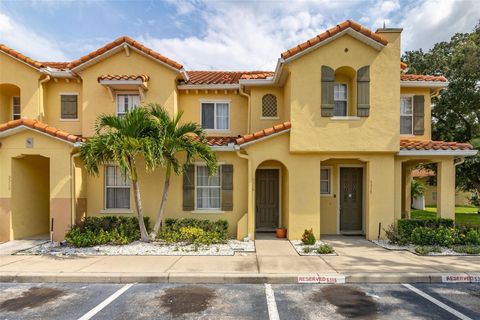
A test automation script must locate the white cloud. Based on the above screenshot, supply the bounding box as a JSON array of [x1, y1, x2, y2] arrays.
[[0, 12, 68, 61], [400, 0, 480, 51]]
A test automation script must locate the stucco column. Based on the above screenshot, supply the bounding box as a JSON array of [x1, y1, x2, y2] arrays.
[[366, 155, 395, 240], [394, 159, 403, 221], [403, 165, 413, 219], [437, 158, 455, 219], [287, 158, 320, 240]]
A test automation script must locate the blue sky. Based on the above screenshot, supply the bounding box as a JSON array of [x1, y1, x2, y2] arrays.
[[1, 0, 479, 70]]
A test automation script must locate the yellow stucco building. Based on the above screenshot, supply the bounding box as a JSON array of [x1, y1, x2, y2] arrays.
[[0, 20, 477, 242]]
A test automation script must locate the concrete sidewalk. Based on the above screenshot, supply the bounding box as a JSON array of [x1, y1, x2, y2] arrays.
[[1, 236, 479, 284]]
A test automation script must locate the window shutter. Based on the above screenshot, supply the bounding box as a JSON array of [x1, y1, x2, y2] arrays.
[[321, 66, 335, 117], [413, 95, 425, 135], [61, 95, 78, 119], [357, 66, 370, 117], [182, 165, 195, 211], [221, 164, 233, 211]]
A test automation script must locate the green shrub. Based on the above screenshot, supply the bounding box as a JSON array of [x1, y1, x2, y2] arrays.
[[159, 218, 229, 245], [317, 244, 334, 254], [66, 216, 150, 247], [464, 229, 480, 245], [415, 246, 441, 255], [384, 223, 409, 245], [303, 246, 312, 253], [398, 218, 454, 240], [411, 226, 458, 247], [452, 245, 480, 254], [301, 229, 316, 245]]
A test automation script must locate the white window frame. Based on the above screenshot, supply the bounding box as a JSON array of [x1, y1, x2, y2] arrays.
[[333, 83, 348, 117], [59, 92, 79, 121], [12, 96, 20, 120], [320, 166, 332, 196], [116, 92, 140, 117], [104, 165, 131, 210], [199, 100, 230, 131], [400, 95, 414, 135], [194, 164, 222, 211]]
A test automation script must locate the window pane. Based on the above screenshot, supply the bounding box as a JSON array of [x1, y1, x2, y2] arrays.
[[320, 169, 329, 181], [106, 188, 116, 209], [197, 166, 209, 186], [106, 166, 116, 186], [115, 188, 130, 208], [216, 103, 229, 130], [196, 187, 209, 209], [400, 115, 413, 134], [201, 103, 215, 129], [131, 95, 140, 109], [208, 188, 220, 209], [400, 97, 412, 114], [320, 181, 330, 194], [334, 84, 347, 100], [334, 101, 347, 116]]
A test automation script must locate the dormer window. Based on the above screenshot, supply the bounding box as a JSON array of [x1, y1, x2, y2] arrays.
[[334, 84, 347, 116]]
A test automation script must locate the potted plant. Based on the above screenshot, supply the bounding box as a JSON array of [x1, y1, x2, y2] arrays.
[[276, 226, 287, 238]]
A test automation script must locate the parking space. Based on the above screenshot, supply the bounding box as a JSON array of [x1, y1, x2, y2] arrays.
[[0, 282, 479, 319]]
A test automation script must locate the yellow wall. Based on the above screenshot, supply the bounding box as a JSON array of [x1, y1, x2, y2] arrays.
[[44, 80, 83, 135], [11, 155, 50, 239], [250, 87, 285, 133], [0, 130, 75, 241], [79, 50, 179, 137], [178, 92, 248, 136], [287, 32, 401, 152], [400, 87, 432, 140], [85, 152, 248, 237], [0, 53, 41, 120]]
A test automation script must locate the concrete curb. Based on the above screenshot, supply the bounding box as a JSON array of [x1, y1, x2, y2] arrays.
[[1, 271, 479, 284]]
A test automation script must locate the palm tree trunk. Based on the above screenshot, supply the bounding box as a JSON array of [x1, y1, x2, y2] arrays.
[[132, 179, 150, 242], [152, 163, 171, 237]]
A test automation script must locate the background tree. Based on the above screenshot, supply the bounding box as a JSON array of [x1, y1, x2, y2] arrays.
[[403, 21, 480, 197], [147, 104, 217, 237], [80, 108, 160, 241]]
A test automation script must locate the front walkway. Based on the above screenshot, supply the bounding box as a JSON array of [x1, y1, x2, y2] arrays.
[[0, 236, 479, 283]]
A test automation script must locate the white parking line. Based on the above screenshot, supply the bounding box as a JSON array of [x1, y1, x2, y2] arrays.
[[402, 283, 472, 320], [264, 283, 280, 320], [78, 283, 134, 320]]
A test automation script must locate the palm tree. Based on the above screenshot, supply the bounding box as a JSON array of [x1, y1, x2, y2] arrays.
[[80, 108, 160, 242], [147, 104, 217, 237]]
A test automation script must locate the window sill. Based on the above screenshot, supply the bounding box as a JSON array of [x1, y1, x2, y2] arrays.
[[99, 209, 133, 214], [204, 129, 231, 133], [59, 119, 80, 122], [321, 194, 333, 197], [330, 116, 361, 121], [260, 117, 279, 120], [191, 210, 225, 214]]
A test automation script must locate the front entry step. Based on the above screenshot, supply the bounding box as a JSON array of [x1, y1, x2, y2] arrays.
[[255, 240, 298, 256]]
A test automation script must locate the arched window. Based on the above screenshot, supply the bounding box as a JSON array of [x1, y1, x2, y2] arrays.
[[262, 94, 277, 118]]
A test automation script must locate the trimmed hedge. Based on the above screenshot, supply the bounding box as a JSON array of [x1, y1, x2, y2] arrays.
[[66, 216, 150, 247], [397, 218, 454, 239], [160, 218, 229, 246]]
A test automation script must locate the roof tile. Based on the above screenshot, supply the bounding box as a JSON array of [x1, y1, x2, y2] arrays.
[[401, 74, 447, 82], [0, 119, 85, 144], [400, 138, 472, 151], [97, 74, 150, 82], [236, 122, 291, 145]]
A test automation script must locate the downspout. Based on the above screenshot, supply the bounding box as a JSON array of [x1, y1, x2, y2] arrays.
[[236, 148, 253, 240], [454, 156, 465, 167], [239, 85, 252, 133], [38, 75, 51, 121], [70, 151, 81, 228]]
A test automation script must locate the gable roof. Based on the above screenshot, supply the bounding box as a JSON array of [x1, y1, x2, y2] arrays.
[[67, 36, 184, 71], [0, 44, 45, 70], [0, 119, 85, 145], [281, 20, 388, 61], [182, 71, 274, 85], [236, 122, 291, 146]]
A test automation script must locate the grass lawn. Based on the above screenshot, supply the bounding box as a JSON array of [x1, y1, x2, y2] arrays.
[[411, 205, 480, 226]]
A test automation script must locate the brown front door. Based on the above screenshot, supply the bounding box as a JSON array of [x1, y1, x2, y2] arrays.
[[256, 169, 279, 230], [340, 167, 363, 232]]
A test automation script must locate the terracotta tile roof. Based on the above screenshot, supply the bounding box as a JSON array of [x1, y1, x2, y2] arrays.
[[400, 61, 408, 70], [41, 61, 70, 70], [204, 136, 237, 146], [412, 168, 435, 178], [401, 74, 447, 82], [281, 20, 388, 60], [97, 74, 150, 82], [0, 119, 85, 144], [400, 138, 473, 151], [0, 43, 45, 69], [236, 122, 291, 145], [68, 36, 183, 70], [183, 71, 274, 85]]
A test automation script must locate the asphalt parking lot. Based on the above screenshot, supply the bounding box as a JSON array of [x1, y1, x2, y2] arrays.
[[0, 282, 479, 320]]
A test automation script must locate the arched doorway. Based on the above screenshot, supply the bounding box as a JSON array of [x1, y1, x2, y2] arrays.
[[11, 155, 50, 239], [255, 160, 288, 237], [0, 83, 21, 123]]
